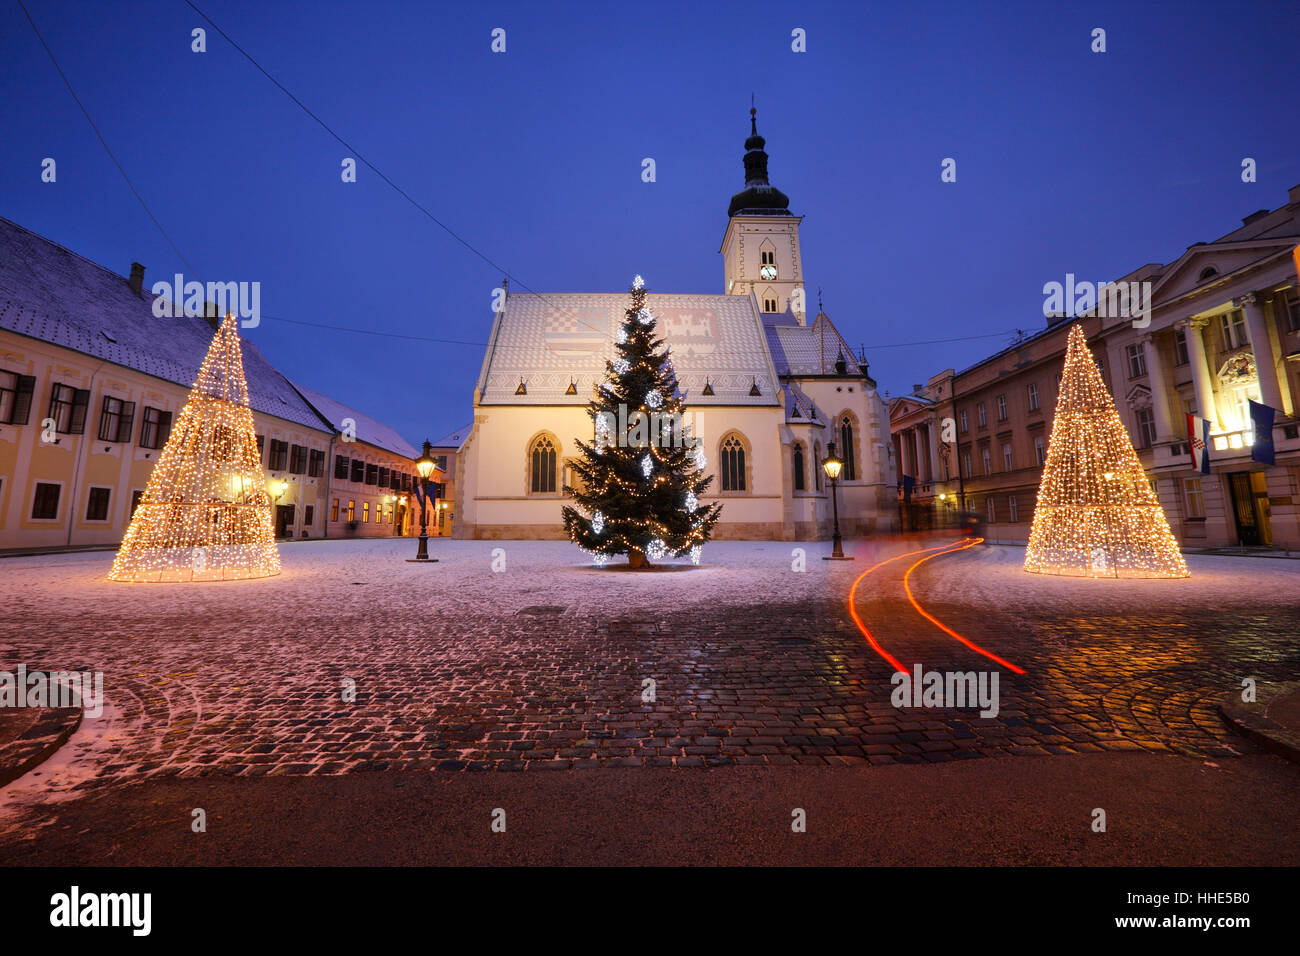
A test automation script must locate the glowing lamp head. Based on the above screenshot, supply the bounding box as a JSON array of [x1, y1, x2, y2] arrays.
[[416, 440, 436, 480], [274, 480, 288, 498], [821, 442, 843, 481]]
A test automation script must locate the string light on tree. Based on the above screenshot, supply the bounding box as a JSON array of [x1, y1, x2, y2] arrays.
[[109, 313, 281, 582], [1024, 324, 1189, 579], [561, 274, 721, 568]]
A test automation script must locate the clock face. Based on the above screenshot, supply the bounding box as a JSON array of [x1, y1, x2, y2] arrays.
[[760, 264, 778, 280]]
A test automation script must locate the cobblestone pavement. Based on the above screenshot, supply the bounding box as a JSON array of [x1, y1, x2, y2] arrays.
[[1, 537, 1297, 816]]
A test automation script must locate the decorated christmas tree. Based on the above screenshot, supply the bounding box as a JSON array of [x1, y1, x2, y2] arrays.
[[109, 313, 281, 582], [562, 275, 721, 567], [1024, 323, 1188, 578]]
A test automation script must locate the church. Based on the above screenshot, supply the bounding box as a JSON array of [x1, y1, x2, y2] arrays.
[[454, 110, 897, 541]]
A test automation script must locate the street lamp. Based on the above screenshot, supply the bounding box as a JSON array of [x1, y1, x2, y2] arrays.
[[821, 441, 853, 561], [408, 440, 438, 563]]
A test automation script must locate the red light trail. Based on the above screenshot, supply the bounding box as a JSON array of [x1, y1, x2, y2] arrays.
[[901, 538, 1027, 675], [847, 536, 1026, 676]]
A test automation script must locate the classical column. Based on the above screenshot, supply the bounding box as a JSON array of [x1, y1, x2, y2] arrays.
[[1140, 332, 1176, 442], [1238, 292, 1285, 414], [926, 419, 940, 483], [1180, 317, 1221, 429], [900, 428, 914, 479]]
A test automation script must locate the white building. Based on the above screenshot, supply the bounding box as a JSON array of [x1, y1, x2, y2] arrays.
[[456, 111, 896, 541]]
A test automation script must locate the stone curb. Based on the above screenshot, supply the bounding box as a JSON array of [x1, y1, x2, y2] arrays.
[[0, 705, 84, 789], [1218, 681, 1300, 764]]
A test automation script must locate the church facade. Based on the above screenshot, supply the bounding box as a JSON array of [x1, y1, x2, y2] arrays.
[[455, 112, 896, 541]]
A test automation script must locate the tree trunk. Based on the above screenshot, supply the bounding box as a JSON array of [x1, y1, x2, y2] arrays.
[[628, 550, 647, 569]]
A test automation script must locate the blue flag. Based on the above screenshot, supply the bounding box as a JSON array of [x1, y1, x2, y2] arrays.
[[1249, 400, 1275, 465]]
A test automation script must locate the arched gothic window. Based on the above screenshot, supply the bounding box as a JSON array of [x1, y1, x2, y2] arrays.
[[720, 434, 746, 492], [529, 435, 557, 494], [792, 443, 806, 492], [839, 416, 857, 481]]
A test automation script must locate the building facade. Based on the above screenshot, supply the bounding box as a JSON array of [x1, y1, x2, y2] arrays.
[[892, 184, 1300, 550], [0, 217, 422, 551], [292, 385, 430, 540], [455, 112, 896, 541]]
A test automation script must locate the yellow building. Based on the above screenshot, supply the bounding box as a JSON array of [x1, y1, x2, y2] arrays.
[[0, 217, 421, 551]]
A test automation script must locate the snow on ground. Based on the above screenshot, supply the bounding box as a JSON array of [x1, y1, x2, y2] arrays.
[[919, 543, 1300, 617], [0, 535, 1295, 824], [0, 537, 853, 626]]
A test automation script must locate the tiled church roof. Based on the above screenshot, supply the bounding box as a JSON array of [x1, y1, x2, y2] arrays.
[[784, 383, 826, 425], [763, 309, 861, 377], [477, 292, 781, 406], [0, 217, 328, 432]]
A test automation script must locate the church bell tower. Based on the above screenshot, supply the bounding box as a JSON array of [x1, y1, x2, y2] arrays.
[[720, 107, 807, 324]]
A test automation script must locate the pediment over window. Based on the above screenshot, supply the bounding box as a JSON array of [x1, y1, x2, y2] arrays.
[[1125, 384, 1152, 411]]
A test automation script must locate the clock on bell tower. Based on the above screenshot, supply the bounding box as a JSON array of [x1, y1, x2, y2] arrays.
[[720, 106, 806, 324]]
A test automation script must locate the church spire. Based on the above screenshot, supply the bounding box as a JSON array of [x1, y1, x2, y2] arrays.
[[727, 104, 791, 218]]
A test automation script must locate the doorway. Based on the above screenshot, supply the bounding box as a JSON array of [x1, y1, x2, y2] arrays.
[[1227, 472, 1272, 546], [275, 504, 295, 538]]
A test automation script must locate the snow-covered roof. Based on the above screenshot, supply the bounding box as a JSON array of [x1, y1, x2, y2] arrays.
[[477, 292, 780, 406], [763, 309, 860, 377], [429, 423, 472, 451], [292, 382, 419, 459], [0, 217, 328, 432]]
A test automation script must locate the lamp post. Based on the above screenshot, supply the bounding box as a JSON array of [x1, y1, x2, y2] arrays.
[[821, 441, 853, 560], [408, 440, 438, 562]]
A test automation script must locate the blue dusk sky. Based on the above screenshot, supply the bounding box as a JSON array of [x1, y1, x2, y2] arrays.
[[3, 0, 1298, 444]]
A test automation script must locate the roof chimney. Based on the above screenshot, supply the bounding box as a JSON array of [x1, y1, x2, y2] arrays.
[[1241, 209, 1270, 226], [128, 262, 145, 297], [1290, 183, 1300, 206], [204, 301, 221, 332]]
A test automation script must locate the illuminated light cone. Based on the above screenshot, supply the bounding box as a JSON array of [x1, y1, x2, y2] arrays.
[[109, 313, 281, 582], [1024, 324, 1188, 579]]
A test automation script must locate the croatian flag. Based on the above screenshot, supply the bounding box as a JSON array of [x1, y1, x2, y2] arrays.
[[1186, 413, 1210, 474], [1250, 400, 1276, 466], [412, 482, 426, 508]]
